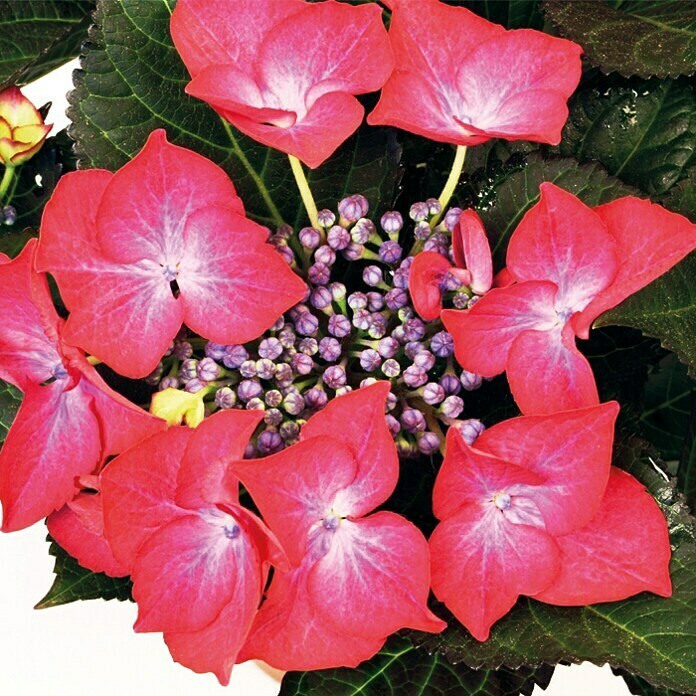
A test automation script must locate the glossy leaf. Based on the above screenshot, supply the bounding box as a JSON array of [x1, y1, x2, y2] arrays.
[[0, 379, 21, 443]]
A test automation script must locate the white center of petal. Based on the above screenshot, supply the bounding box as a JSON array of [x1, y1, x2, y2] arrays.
[[161, 263, 179, 282], [322, 512, 341, 532], [556, 307, 573, 324], [492, 492, 512, 511], [51, 362, 68, 380], [223, 523, 240, 540]]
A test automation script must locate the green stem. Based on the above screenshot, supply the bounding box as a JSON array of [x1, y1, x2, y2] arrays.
[[0, 165, 15, 204], [288, 154, 320, 230], [431, 145, 467, 228]]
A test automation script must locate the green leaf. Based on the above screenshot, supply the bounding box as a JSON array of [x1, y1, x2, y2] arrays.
[[543, 0, 696, 79], [639, 354, 695, 461], [598, 253, 696, 376], [412, 439, 696, 694], [615, 668, 687, 696], [36, 538, 132, 609], [660, 166, 696, 219], [68, 0, 400, 228], [679, 406, 696, 510], [560, 78, 696, 196], [0, 379, 21, 443], [279, 635, 554, 696], [473, 153, 638, 266], [460, 1, 544, 29], [0, 1, 93, 87]]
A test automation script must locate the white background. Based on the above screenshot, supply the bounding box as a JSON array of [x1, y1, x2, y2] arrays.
[[0, 62, 631, 695]]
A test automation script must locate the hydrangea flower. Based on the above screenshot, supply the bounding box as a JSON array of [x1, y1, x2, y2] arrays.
[[36, 129, 306, 378], [171, 0, 393, 168]]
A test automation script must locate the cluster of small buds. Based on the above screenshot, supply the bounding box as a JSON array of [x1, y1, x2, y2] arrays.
[[150, 195, 485, 457], [2, 205, 16, 226]]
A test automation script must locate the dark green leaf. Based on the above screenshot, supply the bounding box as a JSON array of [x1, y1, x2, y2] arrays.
[[639, 354, 695, 461], [660, 166, 696, 220], [459, 1, 543, 29], [412, 439, 696, 694], [598, 253, 696, 376], [543, 0, 696, 79], [68, 0, 400, 228], [615, 668, 688, 695], [679, 407, 696, 510], [0, 379, 21, 443], [36, 538, 132, 609], [560, 78, 696, 195], [279, 635, 554, 696], [474, 153, 638, 266], [0, 1, 93, 87]]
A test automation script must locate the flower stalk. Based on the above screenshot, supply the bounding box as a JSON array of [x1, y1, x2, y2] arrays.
[[431, 145, 467, 227], [289, 154, 321, 230]]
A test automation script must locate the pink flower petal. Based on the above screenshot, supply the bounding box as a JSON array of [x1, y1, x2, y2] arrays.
[[409, 251, 453, 321], [476, 402, 620, 536], [506, 324, 599, 415], [442, 280, 559, 377], [534, 468, 672, 604], [507, 183, 617, 313], [452, 210, 493, 295], [573, 197, 696, 338]]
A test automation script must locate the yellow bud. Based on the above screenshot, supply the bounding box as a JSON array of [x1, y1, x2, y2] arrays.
[[0, 86, 52, 166], [150, 388, 206, 428]]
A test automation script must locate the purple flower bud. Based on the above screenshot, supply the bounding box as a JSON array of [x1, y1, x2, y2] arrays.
[[367, 313, 388, 339], [317, 209, 336, 227], [468, 294, 482, 309], [422, 382, 446, 405], [276, 224, 294, 240], [164, 342, 175, 358], [342, 243, 365, 261], [404, 341, 426, 360], [3, 205, 17, 226], [283, 391, 305, 415], [179, 359, 198, 381], [397, 438, 419, 458], [403, 365, 428, 388], [323, 365, 346, 389], [314, 245, 336, 266], [360, 349, 382, 372], [453, 292, 470, 309], [244, 442, 256, 458], [440, 395, 464, 419], [335, 385, 353, 397], [377, 336, 400, 358], [439, 374, 461, 396], [328, 314, 351, 338], [362, 265, 383, 287], [401, 408, 426, 433], [304, 387, 328, 410], [205, 341, 227, 361], [258, 429, 284, 455], [197, 357, 220, 382], [311, 286, 333, 310], [457, 418, 486, 445], [444, 207, 462, 232], [292, 353, 314, 375], [329, 282, 346, 301], [184, 378, 207, 393], [413, 350, 436, 371], [393, 267, 410, 289], [423, 238, 448, 256], [348, 292, 368, 310], [327, 225, 350, 250], [318, 337, 342, 362], [414, 221, 432, 240], [400, 255, 414, 271], [294, 311, 319, 336], [409, 202, 430, 222], [159, 375, 180, 391], [265, 389, 283, 408], [366, 292, 384, 312], [258, 337, 283, 361], [308, 262, 331, 286], [385, 414, 401, 436], [274, 363, 293, 387], [223, 344, 249, 369], [418, 431, 441, 455], [246, 397, 266, 411], [460, 370, 483, 391], [278, 325, 297, 349], [338, 194, 369, 222], [299, 226, 322, 250], [215, 386, 237, 409], [380, 211, 403, 234], [256, 358, 276, 380], [398, 307, 414, 323], [279, 420, 301, 441], [360, 377, 378, 388], [174, 341, 193, 360], [403, 317, 426, 342], [385, 288, 408, 310], [276, 244, 295, 266], [271, 316, 285, 331], [298, 337, 319, 356], [379, 240, 403, 264], [145, 362, 165, 386], [386, 390, 398, 412], [351, 218, 375, 244], [426, 198, 442, 216], [352, 308, 371, 331], [265, 408, 284, 426], [239, 360, 257, 378], [391, 325, 406, 344], [430, 331, 454, 358], [238, 379, 263, 402], [441, 271, 462, 292], [381, 358, 401, 378]]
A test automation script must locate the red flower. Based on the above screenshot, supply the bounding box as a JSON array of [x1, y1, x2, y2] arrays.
[[0, 241, 164, 532], [100, 410, 285, 685], [443, 184, 696, 415], [368, 0, 582, 146], [429, 404, 672, 641], [171, 0, 393, 168], [410, 209, 493, 321], [36, 129, 306, 378], [228, 383, 446, 671]]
